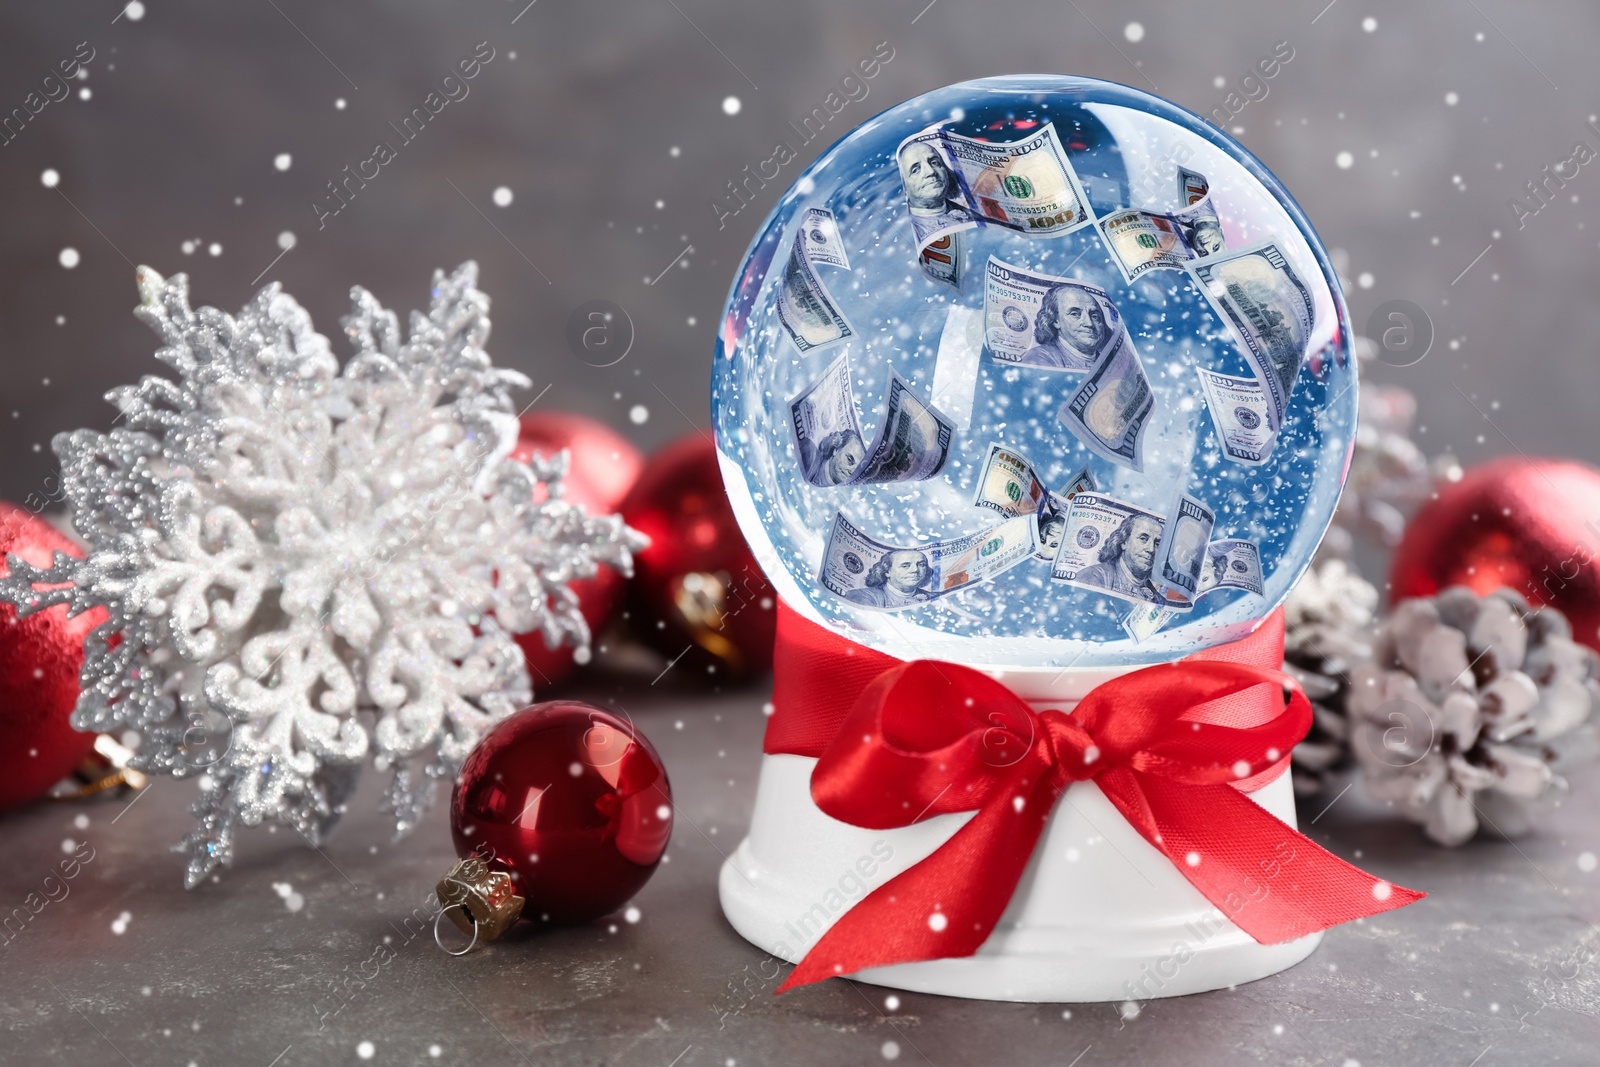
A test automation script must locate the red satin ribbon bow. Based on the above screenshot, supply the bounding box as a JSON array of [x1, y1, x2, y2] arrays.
[[765, 602, 1424, 992]]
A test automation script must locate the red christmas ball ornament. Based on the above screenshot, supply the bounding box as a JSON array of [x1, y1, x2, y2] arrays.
[[511, 413, 644, 687], [0, 504, 104, 810], [1390, 456, 1600, 652], [449, 702, 671, 925], [621, 433, 777, 678]]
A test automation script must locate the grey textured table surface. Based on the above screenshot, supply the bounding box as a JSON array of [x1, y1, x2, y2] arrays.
[[3, 669, 1600, 1066], [5, 0, 1600, 1063]]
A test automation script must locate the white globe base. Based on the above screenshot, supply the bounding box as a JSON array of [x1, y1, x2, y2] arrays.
[[719, 662, 1321, 1003]]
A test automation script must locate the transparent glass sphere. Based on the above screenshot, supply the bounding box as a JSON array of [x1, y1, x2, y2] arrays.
[[712, 75, 1355, 668]]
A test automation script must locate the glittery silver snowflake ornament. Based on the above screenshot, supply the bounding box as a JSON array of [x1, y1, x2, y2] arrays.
[[0, 262, 646, 887]]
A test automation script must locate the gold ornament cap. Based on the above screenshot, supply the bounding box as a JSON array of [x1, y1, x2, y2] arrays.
[[433, 856, 525, 954]]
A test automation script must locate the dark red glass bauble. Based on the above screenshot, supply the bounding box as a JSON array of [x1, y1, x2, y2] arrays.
[[449, 701, 671, 924], [1390, 456, 1600, 653], [0, 504, 103, 809], [621, 433, 776, 678], [511, 413, 644, 687]]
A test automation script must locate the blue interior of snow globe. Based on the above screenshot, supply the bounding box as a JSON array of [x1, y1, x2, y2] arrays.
[[712, 75, 1355, 668]]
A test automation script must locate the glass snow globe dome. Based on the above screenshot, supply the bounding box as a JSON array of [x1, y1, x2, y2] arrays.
[[712, 75, 1354, 668]]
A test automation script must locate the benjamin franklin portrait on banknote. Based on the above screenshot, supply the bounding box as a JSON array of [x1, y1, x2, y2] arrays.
[[1021, 283, 1111, 370], [898, 138, 972, 242], [843, 548, 934, 608], [803, 428, 865, 486], [1074, 513, 1163, 602]]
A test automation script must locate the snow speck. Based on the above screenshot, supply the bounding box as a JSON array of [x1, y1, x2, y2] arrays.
[[59, 248, 80, 269], [79, 88, 92, 101], [1357, 272, 1374, 289], [492, 186, 514, 208], [111, 910, 132, 935], [278, 231, 297, 250], [357, 1040, 375, 1059], [656, 804, 672, 821], [568, 761, 584, 777], [1123, 22, 1145, 42], [273, 153, 292, 172], [884, 995, 900, 1011], [629, 404, 649, 425], [1213, 76, 1226, 89], [335, 98, 347, 110], [1445, 91, 1459, 106], [41, 169, 59, 188], [272, 881, 305, 913], [624, 906, 641, 924], [61, 838, 76, 853], [124, 1, 145, 20], [182, 240, 196, 255], [73, 813, 89, 830], [1343, 1060, 1362, 1067], [1371, 881, 1392, 901], [881, 1040, 901, 1060], [1233, 760, 1251, 778], [428, 1047, 441, 1059], [927, 912, 948, 932], [722, 95, 742, 116], [1119, 1000, 1140, 1021], [141, 986, 152, 996], [670, 145, 681, 157], [1578, 851, 1597, 873], [208, 242, 222, 256], [1185, 851, 1201, 867], [1361, 17, 1376, 32], [1336, 151, 1354, 169]]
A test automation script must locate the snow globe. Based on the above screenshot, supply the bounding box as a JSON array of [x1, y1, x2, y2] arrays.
[[713, 75, 1366, 1002]]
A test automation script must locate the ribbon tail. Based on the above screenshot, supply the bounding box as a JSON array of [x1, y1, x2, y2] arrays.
[[1104, 772, 1424, 944], [777, 766, 1058, 993]]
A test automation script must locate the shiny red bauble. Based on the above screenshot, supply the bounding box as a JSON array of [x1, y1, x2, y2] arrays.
[[621, 433, 777, 678], [0, 504, 102, 809], [511, 413, 644, 687], [1391, 456, 1600, 652], [449, 702, 671, 924]]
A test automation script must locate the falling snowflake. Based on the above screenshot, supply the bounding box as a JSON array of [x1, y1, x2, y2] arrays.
[[0, 262, 645, 887]]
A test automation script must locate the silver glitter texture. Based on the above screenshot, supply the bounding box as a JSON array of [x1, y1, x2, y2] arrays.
[[0, 262, 645, 886]]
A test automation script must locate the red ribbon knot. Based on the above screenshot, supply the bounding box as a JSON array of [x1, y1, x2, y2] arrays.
[[766, 603, 1424, 992]]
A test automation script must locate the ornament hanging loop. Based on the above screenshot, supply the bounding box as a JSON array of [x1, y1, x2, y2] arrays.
[[433, 904, 480, 956]]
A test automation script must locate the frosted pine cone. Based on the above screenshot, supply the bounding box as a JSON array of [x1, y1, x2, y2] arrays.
[[1283, 559, 1378, 795], [1348, 587, 1599, 846]]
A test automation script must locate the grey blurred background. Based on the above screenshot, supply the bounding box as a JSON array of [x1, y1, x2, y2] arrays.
[[2, 0, 1598, 512]]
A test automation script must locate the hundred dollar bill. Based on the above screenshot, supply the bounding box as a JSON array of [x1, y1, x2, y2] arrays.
[[776, 234, 854, 354], [1177, 166, 1210, 207], [1049, 492, 1167, 607], [983, 257, 1124, 371], [789, 357, 953, 487], [1057, 325, 1154, 472], [972, 442, 1048, 518], [797, 206, 850, 270], [820, 512, 1037, 611], [1036, 464, 1096, 562], [789, 353, 865, 486], [1188, 239, 1314, 430], [1100, 208, 1192, 284], [1196, 367, 1275, 465], [1122, 602, 1175, 643], [1197, 538, 1264, 598], [897, 122, 1094, 276], [1152, 493, 1216, 610], [1101, 200, 1225, 283], [849, 370, 955, 484]]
